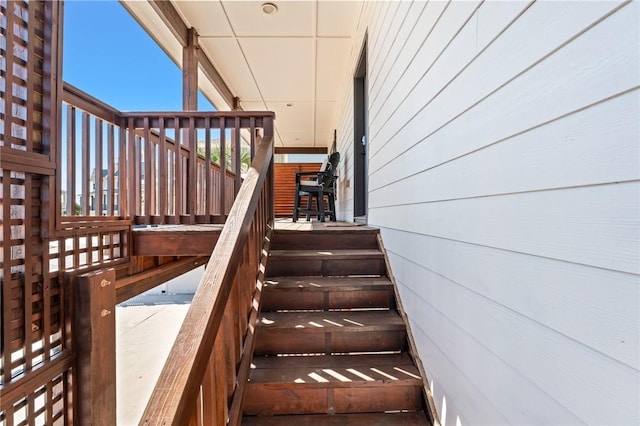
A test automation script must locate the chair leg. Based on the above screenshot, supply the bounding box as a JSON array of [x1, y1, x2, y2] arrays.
[[319, 192, 325, 222], [306, 194, 313, 221], [293, 189, 300, 222], [328, 194, 336, 221]]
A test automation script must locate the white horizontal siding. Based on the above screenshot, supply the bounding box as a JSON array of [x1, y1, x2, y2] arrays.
[[390, 247, 638, 425], [334, 0, 640, 424], [369, 90, 639, 204], [372, 182, 640, 273], [369, 0, 633, 177]]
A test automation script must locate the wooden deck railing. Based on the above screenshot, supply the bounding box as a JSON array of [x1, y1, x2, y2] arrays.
[[61, 83, 271, 227], [139, 120, 275, 425]]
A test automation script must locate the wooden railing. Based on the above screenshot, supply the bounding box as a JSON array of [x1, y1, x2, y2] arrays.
[[139, 121, 275, 425], [60, 83, 271, 227]]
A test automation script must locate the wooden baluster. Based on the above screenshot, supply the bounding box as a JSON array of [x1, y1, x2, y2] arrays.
[[214, 326, 228, 426], [118, 126, 127, 218], [224, 289, 238, 397], [82, 112, 91, 215], [127, 118, 136, 220], [188, 117, 196, 223], [143, 117, 151, 222], [201, 349, 217, 425], [150, 129, 157, 219], [66, 106, 76, 216], [174, 117, 182, 223], [250, 117, 256, 161], [158, 118, 167, 221], [219, 117, 226, 216], [205, 119, 212, 220], [107, 123, 115, 216], [234, 117, 241, 196], [95, 117, 103, 216]]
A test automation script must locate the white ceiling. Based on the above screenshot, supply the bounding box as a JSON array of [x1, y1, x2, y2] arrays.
[[122, 0, 363, 149]]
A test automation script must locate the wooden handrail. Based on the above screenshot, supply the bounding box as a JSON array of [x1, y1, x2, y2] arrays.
[[139, 127, 274, 425]]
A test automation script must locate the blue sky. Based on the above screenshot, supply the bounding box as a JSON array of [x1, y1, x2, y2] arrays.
[[63, 0, 213, 111]]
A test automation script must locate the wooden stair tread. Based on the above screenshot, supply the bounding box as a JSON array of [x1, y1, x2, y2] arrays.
[[258, 310, 404, 332], [253, 353, 414, 370], [242, 411, 429, 425], [250, 354, 421, 386], [264, 276, 393, 292], [269, 249, 383, 260], [274, 227, 380, 235]]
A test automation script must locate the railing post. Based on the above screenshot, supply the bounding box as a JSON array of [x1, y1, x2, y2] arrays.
[[74, 268, 117, 426]]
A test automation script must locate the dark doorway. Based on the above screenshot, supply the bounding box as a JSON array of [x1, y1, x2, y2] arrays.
[[353, 40, 368, 221]]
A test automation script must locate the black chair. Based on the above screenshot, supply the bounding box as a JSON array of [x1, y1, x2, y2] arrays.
[[292, 152, 340, 222]]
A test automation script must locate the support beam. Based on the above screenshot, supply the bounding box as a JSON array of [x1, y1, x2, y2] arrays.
[[115, 257, 209, 304], [74, 268, 117, 426], [183, 27, 198, 110], [275, 147, 328, 155]]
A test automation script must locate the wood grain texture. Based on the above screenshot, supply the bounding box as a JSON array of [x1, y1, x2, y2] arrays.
[[139, 130, 274, 425], [74, 269, 116, 426]]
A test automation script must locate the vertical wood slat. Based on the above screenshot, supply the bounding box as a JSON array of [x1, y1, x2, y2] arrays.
[[250, 118, 256, 161], [158, 118, 167, 220], [150, 133, 157, 218], [24, 174, 33, 370], [95, 118, 103, 216], [214, 333, 228, 426], [219, 118, 226, 216], [127, 118, 136, 220], [201, 350, 217, 425], [234, 117, 241, 196], [118, 126, 128, 218], [188, 117, 196, 223], [205, 120, 212, 218], [134, 136, 141, 218], [107, 124, 115, 216], [4, 3, 15, 149], [143, 117, 151, 222], [66, 107, 75, 216], [25, 0, 36, 153], [174, 117, 182, 222], [2, 173, 13, 384], [81, 112, 90, 215]]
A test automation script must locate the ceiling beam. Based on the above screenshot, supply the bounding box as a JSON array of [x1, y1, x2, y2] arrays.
[[148, 0, 188, 45], [275, 147, 328, 155], [148, 0, 236, 109]]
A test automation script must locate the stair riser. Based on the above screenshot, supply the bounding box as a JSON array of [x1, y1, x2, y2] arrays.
[[243, 385, 423, 415], [267, 259, 386, 277], [271, 233, 379, 251], [254, 330, 406, 355], [261, 290, 395, 311]]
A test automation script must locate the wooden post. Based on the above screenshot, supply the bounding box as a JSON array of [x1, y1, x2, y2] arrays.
[[74, 268, 117, 426]]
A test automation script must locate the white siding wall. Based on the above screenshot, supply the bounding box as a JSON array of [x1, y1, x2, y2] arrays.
[[334, 1, 640, 424]]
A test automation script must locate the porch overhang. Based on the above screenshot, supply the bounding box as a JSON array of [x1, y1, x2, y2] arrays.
[[119, 0, 363, 151]]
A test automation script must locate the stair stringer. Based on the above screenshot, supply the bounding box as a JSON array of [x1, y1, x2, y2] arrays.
[[376, 233, 442, 426]]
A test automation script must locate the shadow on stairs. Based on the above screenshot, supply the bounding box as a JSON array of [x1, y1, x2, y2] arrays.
[[241, 226, 434, 425]]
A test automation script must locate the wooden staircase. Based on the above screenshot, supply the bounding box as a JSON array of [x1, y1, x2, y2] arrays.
[[242, 226, 432, 425]]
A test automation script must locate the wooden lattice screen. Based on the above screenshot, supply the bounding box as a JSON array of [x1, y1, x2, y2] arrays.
[[0, 1, 71, 424]]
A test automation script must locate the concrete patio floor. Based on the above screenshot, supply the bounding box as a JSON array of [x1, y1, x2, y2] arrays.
[[116, 293, 194, 425]]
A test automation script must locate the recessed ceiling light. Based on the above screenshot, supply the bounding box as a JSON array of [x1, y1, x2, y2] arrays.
[[262, 2, 278, 15], [286, 103, 293, 107]]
